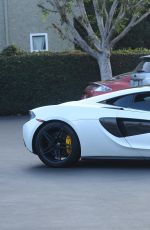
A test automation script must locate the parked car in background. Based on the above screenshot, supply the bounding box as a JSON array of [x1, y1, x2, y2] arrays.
[[131, 55, 150, 86], [82, 55, 150, 98]]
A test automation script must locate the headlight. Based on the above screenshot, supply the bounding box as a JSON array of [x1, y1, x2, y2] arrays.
[[29, 110, 36, 120], [95, 85, 112, 92]]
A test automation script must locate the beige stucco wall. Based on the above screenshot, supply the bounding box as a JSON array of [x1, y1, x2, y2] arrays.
[[0, 0, 74, 52]]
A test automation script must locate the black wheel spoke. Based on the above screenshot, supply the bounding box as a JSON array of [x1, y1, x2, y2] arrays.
[[55, 128, 64, 141], [43, 131, 54, 144], [61, 143, 72, 150], [42, 145, 55, 155], [55, 145, 61, 161]]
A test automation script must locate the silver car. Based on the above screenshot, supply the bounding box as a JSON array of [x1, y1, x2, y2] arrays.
[[131, 55, 150, 86]]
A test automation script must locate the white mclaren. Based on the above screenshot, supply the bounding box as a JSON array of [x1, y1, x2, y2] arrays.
[[23, 86, 150, 167]]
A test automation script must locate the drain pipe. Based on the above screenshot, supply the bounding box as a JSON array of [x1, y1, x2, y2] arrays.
[[4, 0, 9, 46]]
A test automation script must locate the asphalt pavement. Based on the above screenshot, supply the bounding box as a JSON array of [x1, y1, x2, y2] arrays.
[[1, 116, 150, 230]]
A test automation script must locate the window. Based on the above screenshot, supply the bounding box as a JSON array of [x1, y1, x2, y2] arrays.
[[30, 33, 48, 52], [102, 95, 133, 108], [134, 61, 150, 73], [131, 92, 150, 111]]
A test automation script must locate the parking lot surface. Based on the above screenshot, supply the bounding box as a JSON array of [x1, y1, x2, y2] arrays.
[[1, 116, 150, 230]]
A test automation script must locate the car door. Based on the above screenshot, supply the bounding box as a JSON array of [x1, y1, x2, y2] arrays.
[[117, 92, 150, 150]]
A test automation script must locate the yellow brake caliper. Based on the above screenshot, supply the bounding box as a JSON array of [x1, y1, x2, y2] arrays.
[[66, 135, 72, 154]]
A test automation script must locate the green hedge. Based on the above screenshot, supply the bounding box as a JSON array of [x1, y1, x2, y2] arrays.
[[0, 50, 150, 115]]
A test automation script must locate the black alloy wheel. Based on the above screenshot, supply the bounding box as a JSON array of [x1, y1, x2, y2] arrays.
[[34, 121, 81, 167]]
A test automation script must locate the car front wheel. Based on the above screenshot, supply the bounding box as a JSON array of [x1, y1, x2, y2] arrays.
[[34, 121, 81, 167]]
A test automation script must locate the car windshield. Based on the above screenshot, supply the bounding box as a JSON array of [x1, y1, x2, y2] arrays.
[[135, 60, 150, 73]]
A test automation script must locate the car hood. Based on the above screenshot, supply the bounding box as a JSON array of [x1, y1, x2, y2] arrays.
[[31, 100, 108, 121], [32, 100, 102, 113]]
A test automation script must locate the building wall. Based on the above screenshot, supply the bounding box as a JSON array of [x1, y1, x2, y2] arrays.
[[0, 0, 74, 52]]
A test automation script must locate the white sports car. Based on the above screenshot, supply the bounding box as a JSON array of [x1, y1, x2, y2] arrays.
[[23, 86, 150, 167]]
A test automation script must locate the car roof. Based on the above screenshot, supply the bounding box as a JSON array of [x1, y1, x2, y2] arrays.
[[81, 86, 150, 104]]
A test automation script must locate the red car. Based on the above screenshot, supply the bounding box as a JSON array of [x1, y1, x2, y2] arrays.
[[82, 74, 131, 98], [82, 55, 150, 98]]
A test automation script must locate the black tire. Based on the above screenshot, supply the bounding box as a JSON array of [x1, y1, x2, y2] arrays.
[[34, 121, 81, 167]]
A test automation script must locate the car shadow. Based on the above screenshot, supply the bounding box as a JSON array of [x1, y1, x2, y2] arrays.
[[77, 158, 150, 168], [26, 159, 150, 176]]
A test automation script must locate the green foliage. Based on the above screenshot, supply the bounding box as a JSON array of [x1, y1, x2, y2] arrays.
[[0, 50, 149, 115], [75, 2, 150, 49], [116, 15, 150, 49], [1, 44, 25, 57], [112, 48, 150, 55]]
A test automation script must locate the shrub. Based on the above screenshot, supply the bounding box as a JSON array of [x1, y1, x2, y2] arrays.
[[1, 44, 25, 57]]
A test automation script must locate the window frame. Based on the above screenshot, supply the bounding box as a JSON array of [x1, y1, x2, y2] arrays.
[[30, 33, 48, 52]]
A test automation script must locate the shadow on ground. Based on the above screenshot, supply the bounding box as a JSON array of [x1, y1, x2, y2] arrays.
[[26, 159, 150, 175]]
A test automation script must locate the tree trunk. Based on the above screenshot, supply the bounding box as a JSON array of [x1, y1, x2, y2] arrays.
[[97, 51, 113, 80]]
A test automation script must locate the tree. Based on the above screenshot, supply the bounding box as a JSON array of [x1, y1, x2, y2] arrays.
[[38, 0, 150, 80], [74, 3, 150, 49]]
